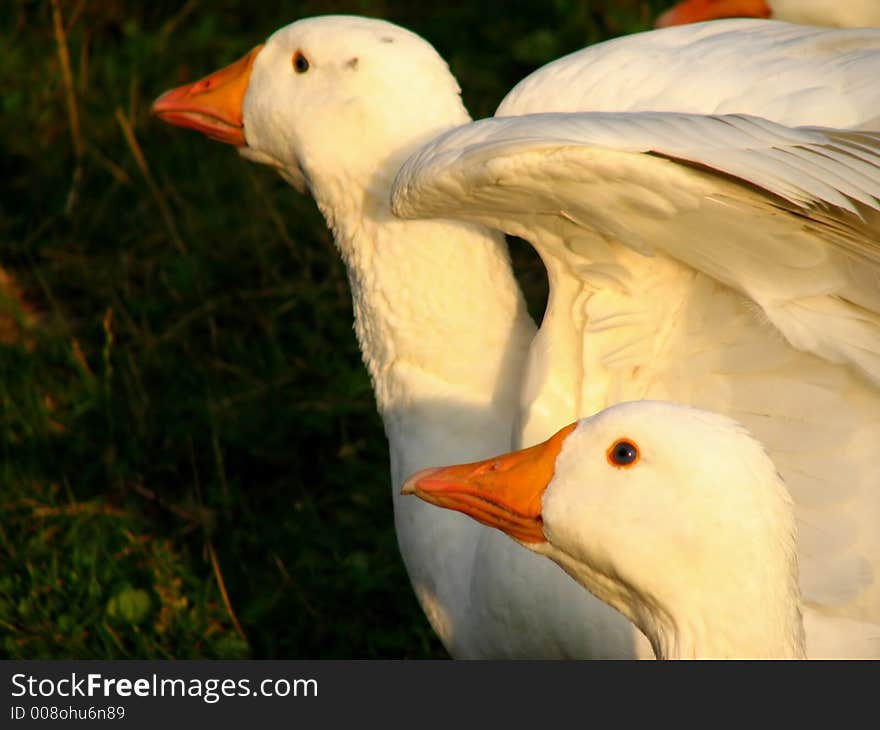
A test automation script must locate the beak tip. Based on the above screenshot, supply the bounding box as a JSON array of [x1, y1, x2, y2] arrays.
[[149, 89, 177, 118], [401, 466, 444, 496]]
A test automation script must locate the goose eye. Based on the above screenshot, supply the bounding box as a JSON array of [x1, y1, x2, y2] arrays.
[[607, 439, 640, 468], [292, 51, 310, 73]]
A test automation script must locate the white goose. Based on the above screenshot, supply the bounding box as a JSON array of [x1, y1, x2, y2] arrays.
[[153, 16, 880, 658], [403, 401, 806, 659], [392, 20, 880, 657], [656, 0, 880, 27]]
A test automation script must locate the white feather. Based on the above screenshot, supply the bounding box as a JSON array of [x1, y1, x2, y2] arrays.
[[392, 22, 880, 656]]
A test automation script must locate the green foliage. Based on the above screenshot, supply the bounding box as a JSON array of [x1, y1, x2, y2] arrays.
[[0, 0, 673, 658]]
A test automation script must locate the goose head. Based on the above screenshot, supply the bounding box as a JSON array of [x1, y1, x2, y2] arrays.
[[403, 401, 805, 658], [152, 16, 469, 202]]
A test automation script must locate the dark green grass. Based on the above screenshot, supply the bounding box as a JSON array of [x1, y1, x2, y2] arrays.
[[0, 0, 672, 659]]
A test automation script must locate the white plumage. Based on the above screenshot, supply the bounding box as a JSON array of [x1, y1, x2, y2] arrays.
[[155, 16, 880, 657], [403, 401, 807, 659], [498, 20, 880, 128], [393, 19, 880, 657]]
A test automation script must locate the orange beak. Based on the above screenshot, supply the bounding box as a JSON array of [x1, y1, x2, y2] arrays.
[[401, 423, 577, 544], [151, 44, 264, 147], [655, 0, 771, 27]]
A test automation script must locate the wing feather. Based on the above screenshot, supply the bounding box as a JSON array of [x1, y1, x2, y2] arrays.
[[393, 113, 880, 383], [391, 106, 880, 647]]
